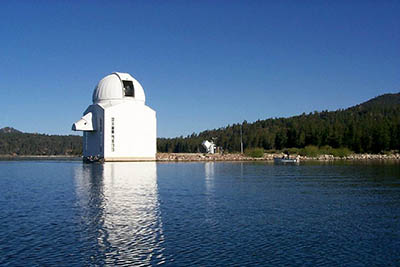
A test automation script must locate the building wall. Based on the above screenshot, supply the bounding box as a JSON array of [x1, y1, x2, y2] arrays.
[[103, 101, 156, 160], [83, 105, 104, 158]]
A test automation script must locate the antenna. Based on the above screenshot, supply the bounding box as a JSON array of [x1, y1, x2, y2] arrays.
[[240, 124, 243, 154]]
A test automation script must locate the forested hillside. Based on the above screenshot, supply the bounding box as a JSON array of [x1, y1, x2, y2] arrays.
[[1, 93, 399, 156], [0, 130, 82, 155], [158, 93, 400, 154]]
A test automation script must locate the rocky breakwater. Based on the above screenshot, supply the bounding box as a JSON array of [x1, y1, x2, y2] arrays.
[[156, 153, 275, 161], [156, 153, 400, 162], [342, 153, 400, 160], [297, 153, 400, 161]]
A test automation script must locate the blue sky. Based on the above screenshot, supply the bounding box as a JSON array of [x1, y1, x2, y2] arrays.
[[0, 1, 399, 137]]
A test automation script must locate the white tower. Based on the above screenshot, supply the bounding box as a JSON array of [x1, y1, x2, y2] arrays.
[[72, 72, 156, 161]]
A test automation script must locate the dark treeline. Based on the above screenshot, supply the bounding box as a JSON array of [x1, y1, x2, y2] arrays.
[[158, 93, 400, 154], [1, 93, 399, 156], [0, 129, 82, 155]]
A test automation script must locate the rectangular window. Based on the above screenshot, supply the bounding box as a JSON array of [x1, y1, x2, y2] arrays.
[[123, 81, 134, 97]]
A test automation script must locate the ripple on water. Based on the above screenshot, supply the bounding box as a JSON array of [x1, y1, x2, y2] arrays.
[[0, 161, 400, 265]]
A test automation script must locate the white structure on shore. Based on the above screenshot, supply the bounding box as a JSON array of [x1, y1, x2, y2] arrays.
[[72, 72, 156, 161], [202, 140, 216, 154]]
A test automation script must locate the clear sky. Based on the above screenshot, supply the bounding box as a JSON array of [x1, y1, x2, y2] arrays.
[[0, 1, 399, 137]]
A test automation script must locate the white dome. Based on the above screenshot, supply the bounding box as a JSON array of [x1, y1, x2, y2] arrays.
[[92, 72, 146, 103]]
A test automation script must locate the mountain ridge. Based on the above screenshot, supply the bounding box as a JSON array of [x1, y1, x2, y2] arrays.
[[1, 92, 399, 155], [0, 127, 21, 134], [350, 92, 400, 112], [158, 92, 400, 154]]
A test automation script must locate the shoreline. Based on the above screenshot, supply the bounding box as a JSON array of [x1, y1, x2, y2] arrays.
[[0, 155, 81, 161], [1, 153, 399, 162], [156, 153, 400, 162]]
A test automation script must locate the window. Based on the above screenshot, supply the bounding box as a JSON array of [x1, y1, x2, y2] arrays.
[[123, 80, 134, 97]]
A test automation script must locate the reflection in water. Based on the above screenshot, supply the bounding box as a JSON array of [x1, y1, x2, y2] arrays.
[[1, 162, 400, 265], [74, 162, 165, 265], [204, 162, 218, 229], [204, 162, 215, 192]]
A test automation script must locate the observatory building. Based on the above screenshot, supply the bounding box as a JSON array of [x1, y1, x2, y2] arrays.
[[72, 72, 156, 161]]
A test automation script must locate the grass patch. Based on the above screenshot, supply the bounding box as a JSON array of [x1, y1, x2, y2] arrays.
[[245, 147, 264, 158], [298, 145, 353, 157], [253, 146, 354, 158], [299, 145, 319, 157], [330, 147, 353, 157], [286, 147, 301, 155]]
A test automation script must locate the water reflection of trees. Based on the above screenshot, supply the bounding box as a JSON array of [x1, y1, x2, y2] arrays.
[[74, 162, 165, 265]]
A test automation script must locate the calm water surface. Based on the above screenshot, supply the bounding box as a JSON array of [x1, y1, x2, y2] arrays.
[[0, 161, 399, 266]]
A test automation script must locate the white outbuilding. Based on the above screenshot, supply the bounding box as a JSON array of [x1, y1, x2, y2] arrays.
[[202, 140, 216, 154], [72, 72, 156, 161]]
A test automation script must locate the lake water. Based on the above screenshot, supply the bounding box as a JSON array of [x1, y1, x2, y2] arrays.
[[0, 160, 399, 266]]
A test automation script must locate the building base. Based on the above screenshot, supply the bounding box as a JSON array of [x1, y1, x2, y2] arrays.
[[83, 156, 156, 163], [103, 157, 156, 162]]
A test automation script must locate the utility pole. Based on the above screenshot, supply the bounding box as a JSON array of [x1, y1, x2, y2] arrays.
[[240, 124, 243, 154]]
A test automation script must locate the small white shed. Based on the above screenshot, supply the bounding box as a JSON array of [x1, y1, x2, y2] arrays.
[[72, 72, 156, 161], [202, 140, 216, 154]]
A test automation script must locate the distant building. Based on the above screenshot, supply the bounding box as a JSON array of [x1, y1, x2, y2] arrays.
[[72, 72, 156, 161], [202, 140, 216, 154]]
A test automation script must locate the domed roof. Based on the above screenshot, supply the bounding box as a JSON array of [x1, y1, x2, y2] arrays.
[[92, 72, 146, 103]]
